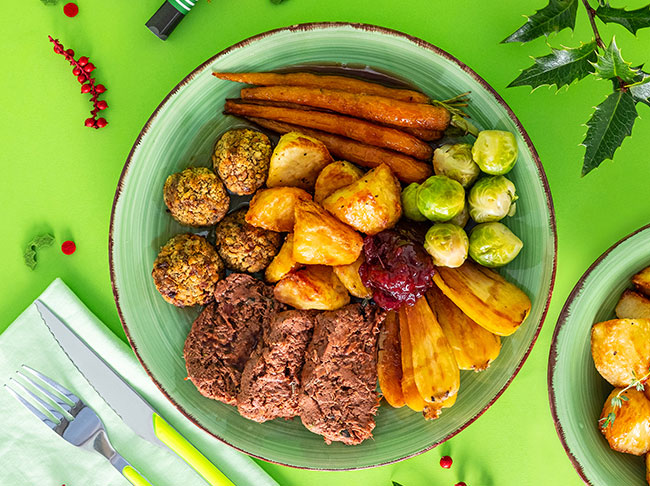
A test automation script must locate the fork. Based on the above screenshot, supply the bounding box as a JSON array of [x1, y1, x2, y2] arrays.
[[5, 365, 152, 486]]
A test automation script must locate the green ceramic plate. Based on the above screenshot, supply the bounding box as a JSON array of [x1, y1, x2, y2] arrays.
[[110, 23, 556, 469], [549, 224, 650, 485]]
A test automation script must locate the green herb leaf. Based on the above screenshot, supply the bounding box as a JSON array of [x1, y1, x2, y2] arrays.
[[508, 41, 597, 89], [40, 0, 58, 4], [392, 482, 405, 486], [596, 3, 650, 35], [23, 234, 54, 270], [503, 0, 579, 43], [611, 395, 623, 408], [592, 38, 639, 83], [582, 90, 638, 175], [636, 382, 646, 391]]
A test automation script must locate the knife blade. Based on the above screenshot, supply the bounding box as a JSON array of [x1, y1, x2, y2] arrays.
[[34, 299, 235, 486]]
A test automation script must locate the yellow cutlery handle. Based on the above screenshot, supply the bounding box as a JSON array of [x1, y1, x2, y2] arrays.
[[122, 465, 153, 486], [153, 413, 235, 486]]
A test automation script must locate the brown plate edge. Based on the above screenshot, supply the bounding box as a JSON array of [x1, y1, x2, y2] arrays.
[[109, 21, 558, 471], [547, 222, 650, 485]]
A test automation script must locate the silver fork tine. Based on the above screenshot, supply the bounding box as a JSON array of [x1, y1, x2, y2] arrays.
[[19, 367, 76, 413], [22, 365, 80, 406], [7, 377, 66, 423], [4, 383, 60, 429]]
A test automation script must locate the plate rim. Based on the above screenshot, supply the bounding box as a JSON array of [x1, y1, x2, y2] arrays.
[[547, 222, 650, 486], [109, 21, 558, 470]]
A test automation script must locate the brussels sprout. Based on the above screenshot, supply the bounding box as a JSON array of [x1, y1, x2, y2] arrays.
[[401, 183, 427, 221], [468, 176, 518, 223], [469, 222, 523, 267], [471, 130, 518, 175], [449, 201, 469, 227], [416, 175, 465, 222], [424, 223, 469, 268], [432, 144, 481, 188]]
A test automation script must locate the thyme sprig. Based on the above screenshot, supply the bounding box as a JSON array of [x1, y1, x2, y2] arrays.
[[431, 92, 480, 137], [599, 367, 650, 429]]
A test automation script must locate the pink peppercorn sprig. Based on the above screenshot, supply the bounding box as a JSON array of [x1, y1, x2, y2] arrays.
[[48, 35, 108, 129]]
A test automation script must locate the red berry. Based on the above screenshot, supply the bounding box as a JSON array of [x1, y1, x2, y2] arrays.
[[63, 3, 79, 17], [72, 67, 82, 76], [78, 56, 88, 66], [66, 49, 74, 57], [81, 84, 91, 94], [455, 483, 467, 486], [85, 118, 95, 127], [440, 456, 453, 469], [61, 240, 76, 255], [83, 63, 95, 73], [95, 84, 106, 94], [77, 74, 86, 83], [95, 118, 107, 128], [96, 100, 108, 110]]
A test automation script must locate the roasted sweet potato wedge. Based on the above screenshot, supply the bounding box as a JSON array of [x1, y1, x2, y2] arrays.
[[314, 161, 364, 204], [600, 388, 650, 455], [426, 285, 501, 371], [292, 200, 363, 266], [322, 163, 402, 235], [266, 132, 333, 190], [273, 265, 350, 310], [333, 255, 372, 299], [265, 234, 303, 283], [246, 186, 312, 232], [615, 289, 650, 319], [377, 311, 405, 408], [633, 266, 650, 297], [433, 260, 531, 336], [398, 305, 426, 412], [402, 296, 459, 404], [591, 318, 650, 387]]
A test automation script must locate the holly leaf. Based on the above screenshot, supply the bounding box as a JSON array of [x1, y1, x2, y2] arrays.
[[592, 38, 639, 83], [40, 0, 58, 4], [23, 233, 54, 270], [582, 90, 638, 175], [630, 72, 650, 106], [503, 0, 579, 43], [392, 482, 405, 486], [596, 3, 650, 35], [508, 41, 597, 89]]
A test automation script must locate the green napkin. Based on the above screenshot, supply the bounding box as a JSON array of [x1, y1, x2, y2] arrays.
[[0, 278, 279, 486]]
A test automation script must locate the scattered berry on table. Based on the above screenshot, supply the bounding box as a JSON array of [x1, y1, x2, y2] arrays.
[[63, 2, 78, 17], [440, 455, 453, 468], [61, 240, 76, 255], [455, 482, 467, 486]]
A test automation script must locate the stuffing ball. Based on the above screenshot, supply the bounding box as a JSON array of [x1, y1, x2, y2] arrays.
[[215, 209, 282, 273], [163, 167, 230, 227], [213, 128, 272, 195], [152, 233, 224, 307]]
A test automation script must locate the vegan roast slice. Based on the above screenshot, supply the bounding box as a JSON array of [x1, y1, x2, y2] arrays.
[[237, 310, 316, 422], [299, 303, 385, 445], [183, 273, 281, 405]]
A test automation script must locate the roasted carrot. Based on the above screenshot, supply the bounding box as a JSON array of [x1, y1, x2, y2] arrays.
[[235, 99, 444, 142], [377, 311, 405, 408], [224, 99, 433, 160], [245, 117, 432, 184], [213, 71, 430, 103], [240, 86, 451, 131]]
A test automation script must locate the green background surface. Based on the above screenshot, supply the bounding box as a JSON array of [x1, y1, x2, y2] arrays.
[[1, 1, 649, 485]]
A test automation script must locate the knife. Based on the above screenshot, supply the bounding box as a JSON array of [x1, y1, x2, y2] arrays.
[[34, 299, 235, 486]]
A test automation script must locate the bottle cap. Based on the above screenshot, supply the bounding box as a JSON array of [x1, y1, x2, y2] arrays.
[[146, 0, 196, 41]]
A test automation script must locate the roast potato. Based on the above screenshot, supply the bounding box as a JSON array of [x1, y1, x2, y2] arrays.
[[401, 296, 459, 405], [265, 234, 303, 283], [633, 266, 650, 297], [333, 255, 372, 299], [398, 305, 426, 412], [266, 132, 333, 190], [314, 160, 363, 204], [292, 200, 363, 266], [246, 187, 311, 232], [322, 163, 402, 235], [273, 265, 350, 310], [426, 285, 501, 371], [591, 319, 650, 387], [433, 260, 531, 336], [615, 290, 650, 319], [600, 388, 650, 455], [377, 311, 405, 408]]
